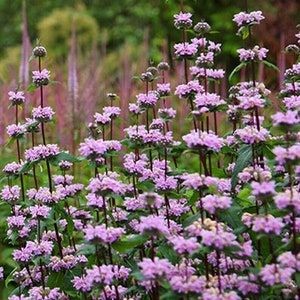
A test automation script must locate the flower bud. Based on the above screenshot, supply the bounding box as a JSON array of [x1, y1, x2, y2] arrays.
[[157, 62, 170, 71], [285, 44, 300, 55], [32, 46, 47, 57], [193, 22, 211, 34], [140, 71, 154, 82], [107, 93, 118, 101], [146, 66, 158, 77]]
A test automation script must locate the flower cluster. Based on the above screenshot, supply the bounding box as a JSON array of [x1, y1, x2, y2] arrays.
[[1, 5, 300, 300]]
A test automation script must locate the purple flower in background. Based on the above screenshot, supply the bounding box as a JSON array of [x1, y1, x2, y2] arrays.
[[208, 41, 222, 53], [251, 181, 276, 196], [137, 215, 169, 236], [196, 52, 214, 66], [191, 37, 207, 48], [175, 80, 204, 98], [136, 92, 159, 109], [195, 92, 226, 109], [190, 66, 225, 79], [272, 110, 299, 127], [233, 11, 265, 27], [168, 236, 200, 254], [8, 90, 25, 105], [94, 112, 111, 125], [158, 107, 176, 120], [32, 68, 50, 86], [234, 126, 270, 144], [237, 46, 268, 62], [72, 276, 91, 292], [32, 106, 54, 122], [174, 11, 193, 29], [200, 194, 232, 214], [274, 189, 300, 213], [29, 205, 51, 219], [0, 185, 20, 205], [3, 162, 22, 176], [7, 123, 26, 138], [138, 257, 172, 280], [103, 106, 121, 119], [260, 264, 294, 286], [174, 42, 198, 59], [24, 144, 60, 162], [183, 130, 224, 152], [78, 138, 108, 159], [157, 83, 171, 97], [128, 103, 143, 115], [273, 145, 300, 165], [83, 224, 124, 243], [282, 95, 300, 110]]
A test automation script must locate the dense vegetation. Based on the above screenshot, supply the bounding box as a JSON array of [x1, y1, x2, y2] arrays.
[[0, 1, 300, 299]]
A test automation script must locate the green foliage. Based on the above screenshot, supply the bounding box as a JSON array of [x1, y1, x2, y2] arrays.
[[37, 5, 99, 57]]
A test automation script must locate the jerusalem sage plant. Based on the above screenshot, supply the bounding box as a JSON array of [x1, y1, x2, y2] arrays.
[[0, 1, 300, 300]]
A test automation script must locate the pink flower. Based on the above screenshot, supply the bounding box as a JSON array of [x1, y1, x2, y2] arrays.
[[251, 181, 276, 196], [8, 90, 25, 105], [174, 11, 193, 29], [168, 235, 200, 254], [251, 215, 284, 235], [157, 83, 171, 97], [83, 224, 125, 243], [137, 215, 169, 236], [175, 80, 204, 98], [274, 189, 300, 212], [6, 123, 26, 138], [138, 257, 172, 280], [32, 106, 54, 122], [183, 130, 224, 152], [136, 92, 159, 108], [272, 110, 299, 127], [32, 68, 50, 86], [260, 264, 294, 285], [174, 42, 198, 59], [71, 276, 91, 292], [200, 194, 232, 214], [233, 11, 265, 27]]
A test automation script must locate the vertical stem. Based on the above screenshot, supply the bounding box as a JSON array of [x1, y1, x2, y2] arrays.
[[15, 105, 25, 202]]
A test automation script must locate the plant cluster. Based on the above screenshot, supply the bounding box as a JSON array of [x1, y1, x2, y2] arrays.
[[0, 2, 300, 300]]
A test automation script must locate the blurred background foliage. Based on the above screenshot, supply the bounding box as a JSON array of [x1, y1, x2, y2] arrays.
[[0, 0, 300, 151], [0, 0, 297, 67], [0, 0, 299, 146], [0, 0, 298, 165]]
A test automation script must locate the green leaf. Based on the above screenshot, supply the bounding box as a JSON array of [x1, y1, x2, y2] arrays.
[[182, 212, 200, 228], [112, 235, 148, 253], [157, 243, 177, 264], [5, 267, 18, 287], [135, 179, 155, 192], [229, 62, 247, 82], [261, 60, 279, 71], [47, 271, 65, 288], [217, 204, 244, 229], [236, 26, 249, 39], [231, 144, 253, 190], [48, 152, 81, 166], [24, 84, 38, 92]]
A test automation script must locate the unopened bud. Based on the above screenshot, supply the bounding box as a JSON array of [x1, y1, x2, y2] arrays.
[[193, 22, 211, 34], [32, 46, 47, 57], [157, 62, 170, 71]]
